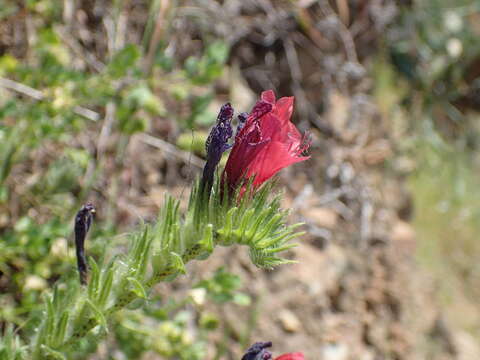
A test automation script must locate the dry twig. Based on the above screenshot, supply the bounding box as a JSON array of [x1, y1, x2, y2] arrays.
[[144, 0, 171, 74], [139, 133, 205, 169], [0, 77, 101, 121]]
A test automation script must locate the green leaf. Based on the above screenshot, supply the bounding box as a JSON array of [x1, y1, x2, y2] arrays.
[[263, 243, 297, 254], [107, 44, 141, 78], [187, 93, 213, 128], [88, 258, 100, 300], [127, 85, 166, 116], [151, 249, 169, 274], [97, 264, 114, 308], [131, 227, 149, 272], [197, 224, 214, 258], [40, 345, 66, 360], [52, 311, 69, 348], [234, 208, 255, 244], [0, 54, 18, 76], [126, 277, 147, 299], [176, 131, 208, 155], [44, 295, 55, 345], [216, 207, 236, 244], [170, 252, 186, 274], [184, 56, 199, 76], [206, 41, 229, 64], [256, 231, 303, 250], [85, 299, 107, 331], [233, 293, 251, 306], [254, 213, 283, 242]]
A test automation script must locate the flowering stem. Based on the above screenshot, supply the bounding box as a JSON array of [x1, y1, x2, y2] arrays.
[[29, 176, 303, 358]]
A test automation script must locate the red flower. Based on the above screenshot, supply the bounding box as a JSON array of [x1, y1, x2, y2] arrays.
[[274, 353, 305, 360], [222, 90, 309, 193]]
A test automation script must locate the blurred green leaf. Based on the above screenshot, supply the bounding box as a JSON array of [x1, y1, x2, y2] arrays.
[[107, 44, 141, 78]]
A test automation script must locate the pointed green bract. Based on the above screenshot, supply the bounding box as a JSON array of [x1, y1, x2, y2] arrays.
[[40, 345, 67, 360], [126, 277, 148, 299], [52, 311, 69, 348], [97, 262, 115, 308], [88, 258, 100, 300], [85, 299, 107, 331]]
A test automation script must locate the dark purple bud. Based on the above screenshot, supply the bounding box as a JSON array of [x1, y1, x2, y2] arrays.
[[201, 103, 234, 196], [235, 112, 249, 136], [241, 342, 273, 360], [74, 203, 96, 285]]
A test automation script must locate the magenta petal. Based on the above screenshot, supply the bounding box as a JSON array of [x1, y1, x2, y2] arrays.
[[261, 90, 276, 104], [274, 353, 305, 360], [247, 141, 309, 186], [223, 136, 270, 190], [274, 96, 294, 125]]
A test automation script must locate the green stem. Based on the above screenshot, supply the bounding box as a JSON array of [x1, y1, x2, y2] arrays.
[[58, 263, 182, 352]]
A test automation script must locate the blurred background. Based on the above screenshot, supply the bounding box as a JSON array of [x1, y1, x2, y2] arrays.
[[1, 0, 480, 359]]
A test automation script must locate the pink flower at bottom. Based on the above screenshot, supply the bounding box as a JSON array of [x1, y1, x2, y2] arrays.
[[274, 353, 305, 360]]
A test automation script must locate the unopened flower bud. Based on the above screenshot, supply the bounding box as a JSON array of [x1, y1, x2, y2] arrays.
[[200, 103, 234, 196], [241, 341, 273, 360]]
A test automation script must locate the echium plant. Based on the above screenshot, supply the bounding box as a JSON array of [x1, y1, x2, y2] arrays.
[[0, 90, 309, 359]]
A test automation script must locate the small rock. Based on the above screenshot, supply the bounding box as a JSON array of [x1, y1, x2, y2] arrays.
[[50, 237, 68, 257], [189, 288, 207, 306], [391, 220, 416, 255], [303, 207, 338, 229], [454, 331, 480, 360], [278, 309, 301, 333], [321, 343, 349, 360], [24, 275, 47, 291], [391, 221, 415, 243]]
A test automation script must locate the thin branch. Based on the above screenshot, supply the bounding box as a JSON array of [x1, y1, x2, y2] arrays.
[[144, 0, 171, 74], [71, 106, 101, 122], [0, 77, 101, 122], [0, 77, 43, 100], [336, 0, 350, 25], [139, 133, 205, 169], [318, 1, 358, 63], [56, 26, 105, 72], [97, 102, 116, 158]]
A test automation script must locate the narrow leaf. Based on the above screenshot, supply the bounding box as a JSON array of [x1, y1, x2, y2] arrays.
[[97, 265, 114, 308], [85, 299, 107, 331], [126, 277, 147, 299], [88, 258, 100, 300]]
